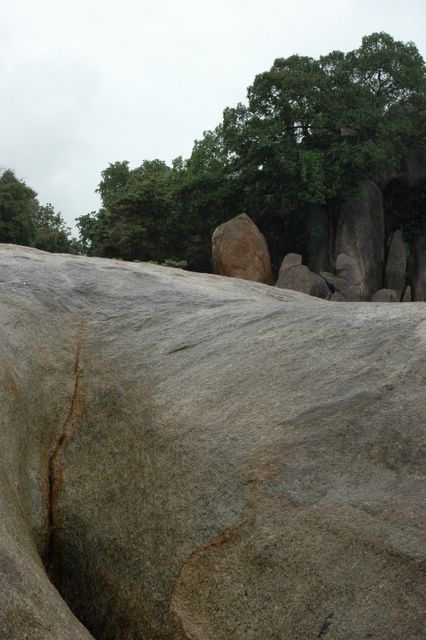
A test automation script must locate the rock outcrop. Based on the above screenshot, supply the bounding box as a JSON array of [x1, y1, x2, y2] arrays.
[[321, 253, 364, 302], [403, 285, 412, 302], [408, 237, 426, 301], [371, 288, 399, 302], [334, 180, 384, 300], [212, 213, 273, 284], [385, 230, 407, 300], [1, 245, 425, 640], [276, 253, 330, 299]]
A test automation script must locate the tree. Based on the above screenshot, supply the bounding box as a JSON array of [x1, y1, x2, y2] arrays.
[[172, 126, 242, 270], [79, 160, 179, 262], [78, 33, 426, 272], [33, 203, 74, 253], [220, 33, 426, 266], [0, 168, 75, 253], [0, 169, 37, 245], [224, 33, 426, 202]]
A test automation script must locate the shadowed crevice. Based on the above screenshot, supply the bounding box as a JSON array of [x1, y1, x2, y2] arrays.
[[43, 318, 88, 574]]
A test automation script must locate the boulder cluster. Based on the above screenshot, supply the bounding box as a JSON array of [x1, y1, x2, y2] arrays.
[[211, 181, 425, 302]]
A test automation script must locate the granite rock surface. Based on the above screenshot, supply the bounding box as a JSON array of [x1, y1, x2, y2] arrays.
[[1, 244, 425, 640], [211, 213, 273, 284]]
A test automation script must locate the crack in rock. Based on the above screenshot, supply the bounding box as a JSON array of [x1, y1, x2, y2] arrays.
[[43, 317, 88, 573]]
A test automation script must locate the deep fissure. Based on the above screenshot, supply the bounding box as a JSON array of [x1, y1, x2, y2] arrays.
[[43, 318, 87, 573]]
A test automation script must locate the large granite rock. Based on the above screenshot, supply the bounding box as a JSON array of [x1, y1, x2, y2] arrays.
[[385, 230, 407, 300], [1, 244, 425, 640], [408, 237, 426, 301], [334, 180, 385, 300], [322, 253, 364, 302], [212, 213, 273, 284], [371, 288, 399, 302], [276, 253, 330, 299], [403, 285, 412, 302]]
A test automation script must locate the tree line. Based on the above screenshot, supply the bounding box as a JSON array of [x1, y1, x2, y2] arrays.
[[0, 169, 76, 253], [2, 33, 426, 270]]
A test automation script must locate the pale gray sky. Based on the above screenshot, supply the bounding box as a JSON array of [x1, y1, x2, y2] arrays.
[[1, 0, 425, 233]]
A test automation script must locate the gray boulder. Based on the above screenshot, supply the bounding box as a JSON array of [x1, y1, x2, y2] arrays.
[[372, 288, 399, 302], [276, 253, 330, 299], [385, 230, 407, 300], [212, 213, 273, 284], [322, 253, 364, 302], [408, 237, 426, 301], [335, 180, 384, 300], [403, 285, 412, 302], [1, 245, 425, 640]]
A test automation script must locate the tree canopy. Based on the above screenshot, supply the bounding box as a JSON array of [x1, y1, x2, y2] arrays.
[[223, 32, 426, 204], [77, 32, 426, 271], [0, 169, 75, 253]]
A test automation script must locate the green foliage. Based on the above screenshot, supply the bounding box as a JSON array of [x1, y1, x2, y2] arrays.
[[33, 203, 74, 253], [172, 126, 242, 270], [162, 258, 188, 269], [78, 33, 426, 272], [0, 169, 37, 245], [0, 169, 75, 253], [78, 137, 240, 270], [223, 32, 426, 204], [79, 160, 177, 262]]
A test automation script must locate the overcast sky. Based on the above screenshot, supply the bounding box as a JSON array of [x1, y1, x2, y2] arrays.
[[1, 0, 425, 233]]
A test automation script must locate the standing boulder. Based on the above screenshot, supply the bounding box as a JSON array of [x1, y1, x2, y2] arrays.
[[321, 254, 364, 302], [371, 289, 399, 302], [276, 253, 330, 299], [408, 237, 426, 301], [402, 286, 412, 302], [212, 214, 273, 284], [385, 230, 407, 300], [334, 180, 384, 300]]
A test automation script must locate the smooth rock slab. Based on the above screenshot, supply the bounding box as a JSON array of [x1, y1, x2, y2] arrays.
[[0, 244, 425, 640]]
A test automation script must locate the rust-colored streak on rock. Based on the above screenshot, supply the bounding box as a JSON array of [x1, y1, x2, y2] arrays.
[[170, 445, 290, 639], [1, 365, 19, 396], [43, 318, 88, 571]]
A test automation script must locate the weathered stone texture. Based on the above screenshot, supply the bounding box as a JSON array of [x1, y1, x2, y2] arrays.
[[372, 288, 399, 302], [335, 180, 385, 300], [408, 237, 426, 301], [402, 285, 412, 302], [385, 230, 407, 300], [276, 253, 330, 299], [322, 253, 364, 302], [212, 213, 273, 284], [0, 244, 425, 640]]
